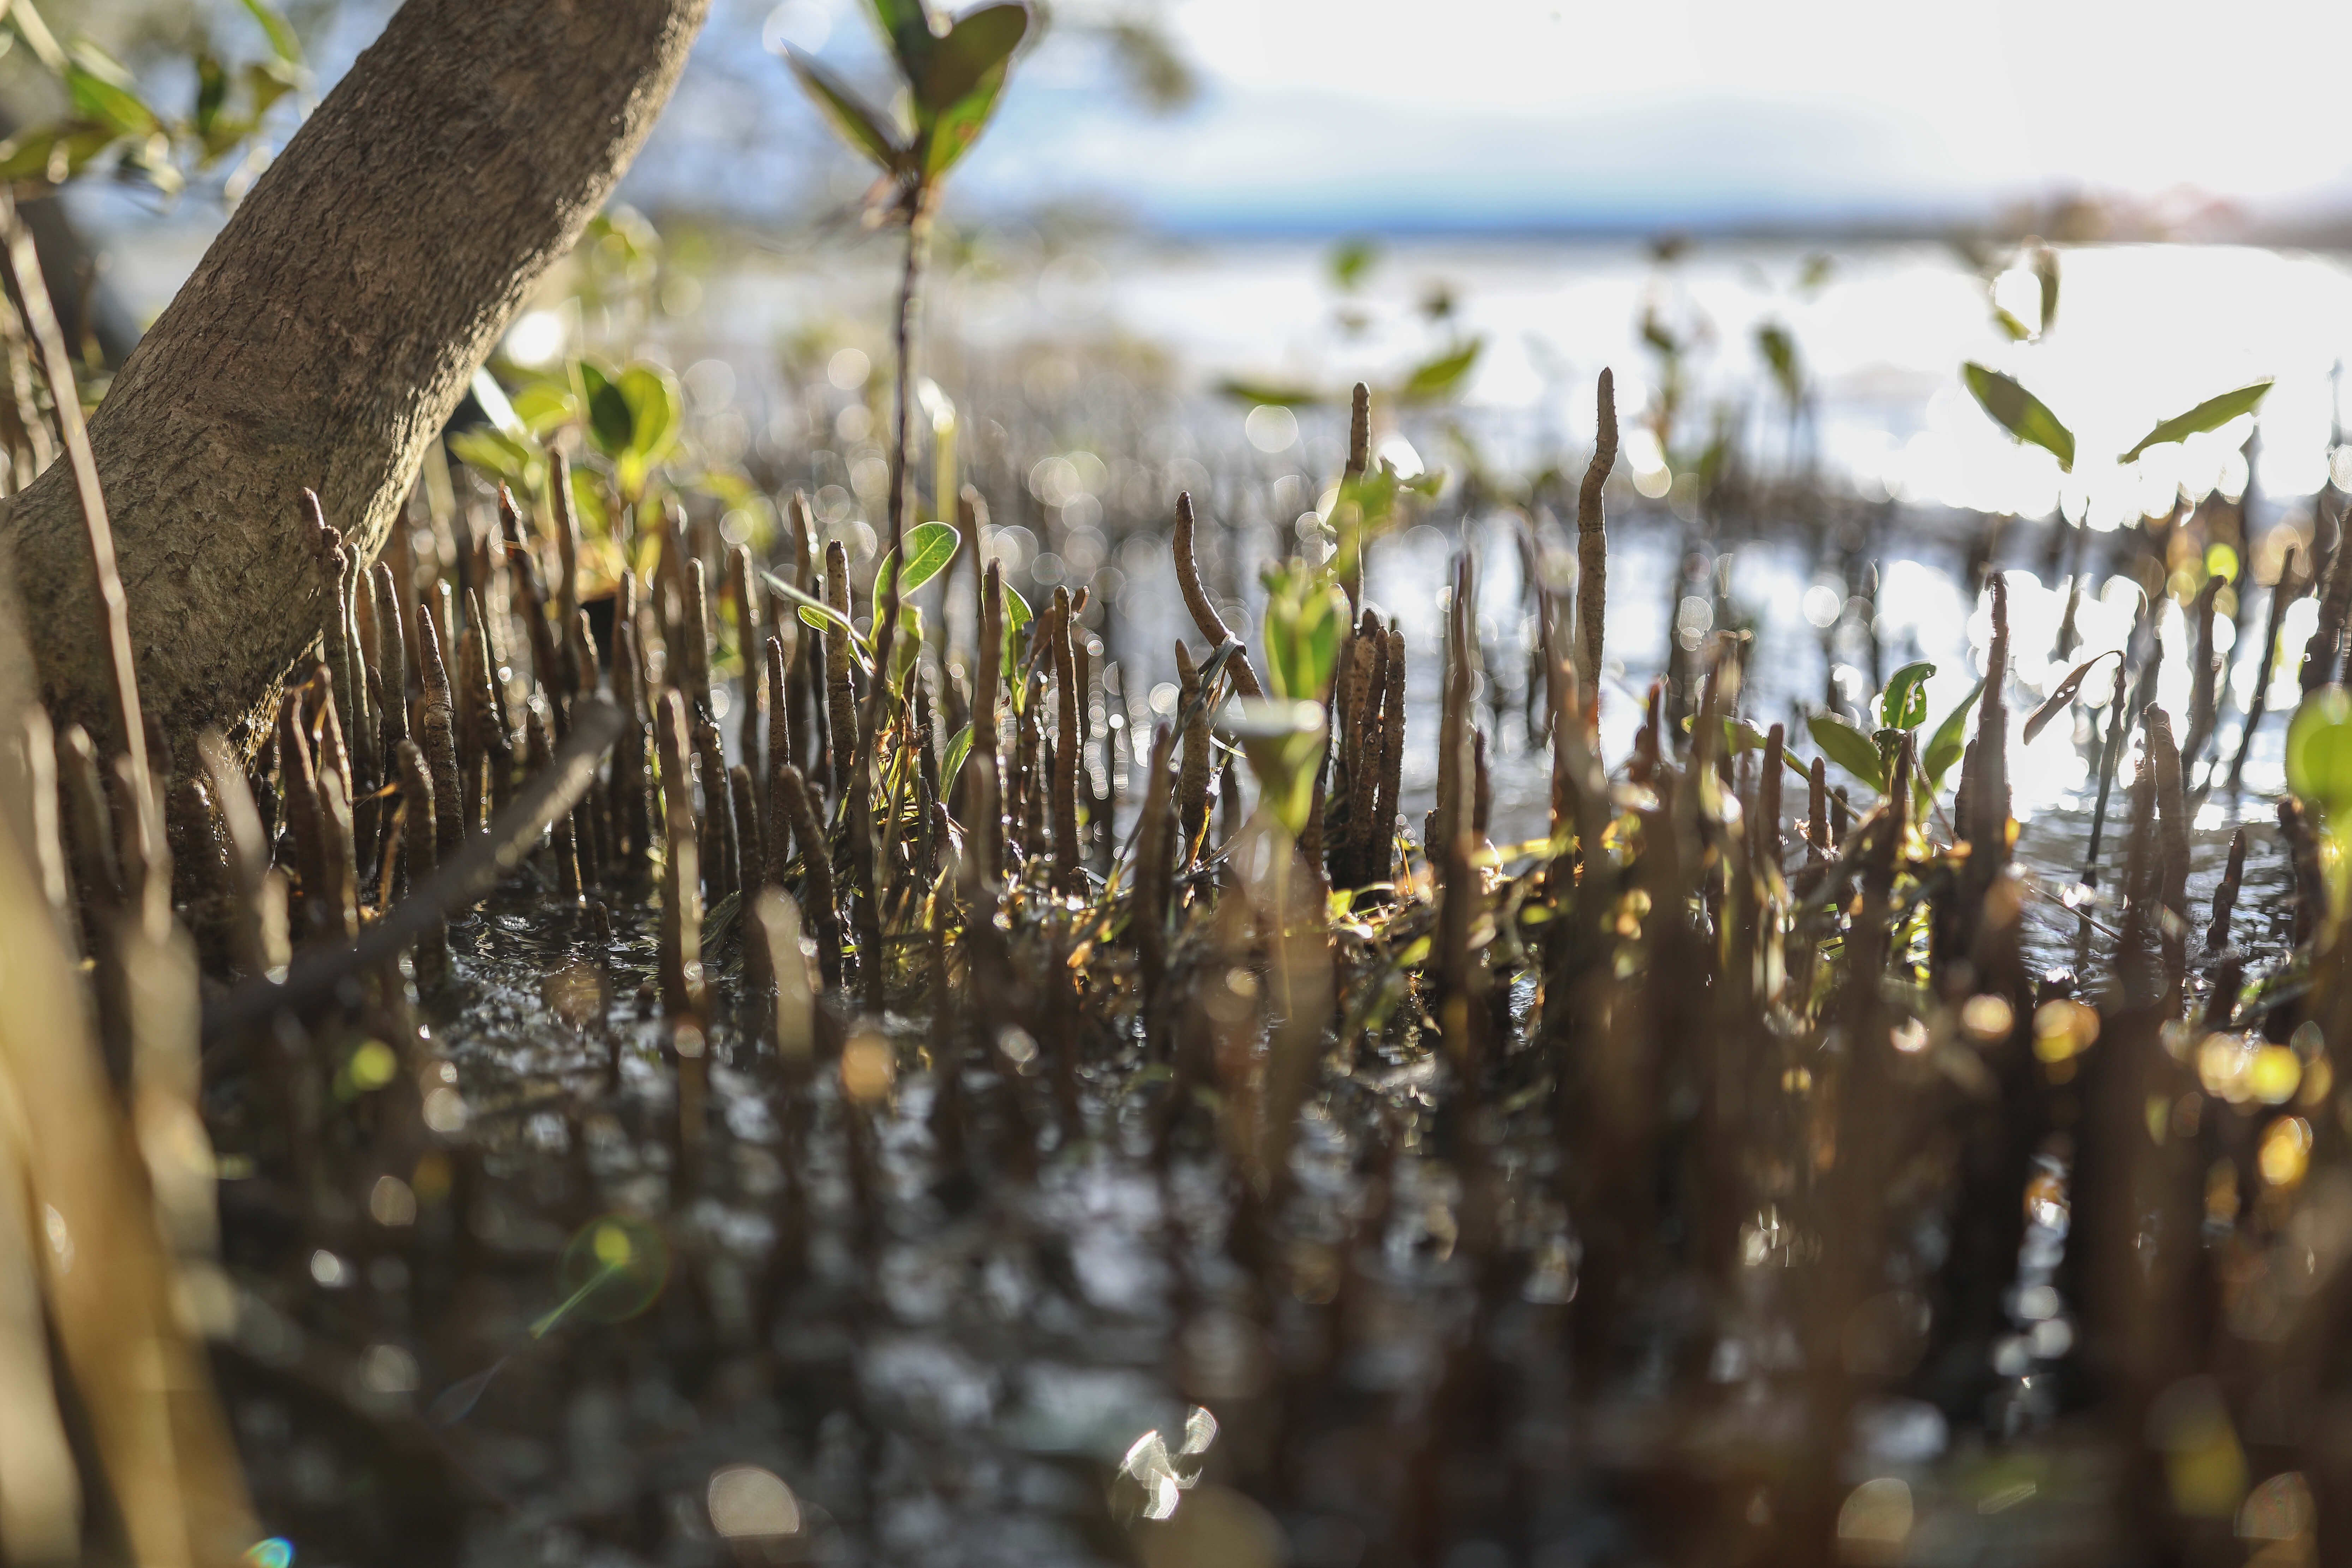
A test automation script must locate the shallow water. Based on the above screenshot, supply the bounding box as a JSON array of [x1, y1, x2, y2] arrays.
[[207, 471, 2320, 1566]]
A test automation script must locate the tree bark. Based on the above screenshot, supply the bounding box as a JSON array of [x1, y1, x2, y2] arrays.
[[0, 0, 711, 753]]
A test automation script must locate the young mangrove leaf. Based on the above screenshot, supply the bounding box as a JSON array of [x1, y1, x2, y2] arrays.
[[1683, 714, 1812, 780], [448, 428, 542, 494], [908, 3, 1027, 178], [2288, 687, 2352, 826], [1756, 322, 1802, 405], [1922, 678, 1984, 792], [511, 378, 580, 436], [1878, 660, 1936, 730], [1259, 558, 1347, 702], [1809, 712, 1887, 792], [940, 722, 973, 793], [1396, 339, 1482, 403], [1216, 377, 1323, 407], [893, 605, 924, 685], [2118, 379, 2274, 464], [998, 578, 1033, 699], [2021, 651, 2118, 745], [1329, 237, 1378, 290], [893, 520, 961, 596], [784, 47, 910, 176], [615, 363, 682, 492], [580, 360, 635, 457], [66, 45, 159, 137], [1962, 362, 2074, 472], [1226, 697, 1328, 839], [763, 569, 875, 665]]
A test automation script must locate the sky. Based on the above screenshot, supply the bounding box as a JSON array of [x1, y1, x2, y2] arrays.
[[82, 0, 2352, 240], [724, 0, 2352, 233]]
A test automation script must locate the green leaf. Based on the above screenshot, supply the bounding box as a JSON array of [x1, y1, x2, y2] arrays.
[[907, 2, 1026, 114], [1396, 339, 1482, 403], [1878, 660, 1936, 730], [65, 49, 157, 137], [2033, 245, 2059, 335], [567, 467, 609, 537], [244, 58, 295, 117], [579, 360, 632, 457], [2021, 652, 2115, 745], [796, 603, 872, 669], [613, 364, 681, 497], [941, 722, 974, 793], [1755, 322, 1801, 405], [1683, 714, 1808, 779], [892, 604, 924, 685], [239, 0, 302, 64], [2118, 379, 2274, 464], [1328, 237, 1378, 291], [0, 122, 114, 186], [1921, 679, 1984, 794], [1258, 559, 1347, 703], [867, 0, 944, 68], [617, 364, 681, 464], [782, 48, 909, 176], [448, 427, 543, 493], [2288, 687, 2352, 826], [194, 53, 227, 137], [897, 520, 960, 595], [1808, 713, 1887, 793], [1215, 377, 1323, 407], [763, 569, 874, 664], [999, 580, 1031, 692], [511, 379, 580, 436], [919, 63, 1010, 178], [1962, 362, 2075, 472], [1226, 697, 1328, 839]]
